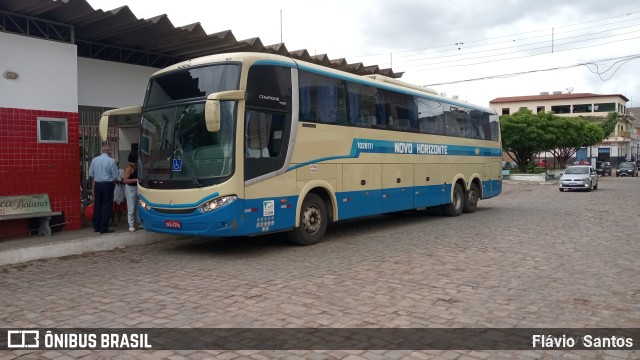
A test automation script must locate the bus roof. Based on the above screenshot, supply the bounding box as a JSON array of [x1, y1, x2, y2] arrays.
[[152, 52, 496, 114]]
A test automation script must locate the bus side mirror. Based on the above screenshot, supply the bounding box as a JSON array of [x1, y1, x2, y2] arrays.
[[99, 106, 142, 142], [205, 90, 245, 133]]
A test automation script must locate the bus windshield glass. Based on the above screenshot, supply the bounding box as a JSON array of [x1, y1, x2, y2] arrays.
[[139, 64, 240, 189], [139, 102, 236, 189], [144, 63, 241, 107]]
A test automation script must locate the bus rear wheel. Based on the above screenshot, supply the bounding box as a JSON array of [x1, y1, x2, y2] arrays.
[[288, 193, 327, 246], [441, 183, 463, 217], [463, 182, 480, 213]]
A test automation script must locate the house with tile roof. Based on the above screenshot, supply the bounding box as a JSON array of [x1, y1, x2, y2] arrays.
[[489, 92, 636, 166]]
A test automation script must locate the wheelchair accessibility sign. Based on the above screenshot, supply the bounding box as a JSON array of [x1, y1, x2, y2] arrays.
[[172, 159, 182, 172]]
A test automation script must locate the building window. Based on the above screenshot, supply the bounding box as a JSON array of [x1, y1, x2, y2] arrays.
[[501, 108, 510, 115], [37, 118, 68, 143], [536, 106, 545, 113], [594, 103, 615, 112], [573, 104, 592, 113], [551, 105, 570, 114]]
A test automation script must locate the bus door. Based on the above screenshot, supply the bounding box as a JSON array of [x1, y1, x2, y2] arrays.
[[242, 65, 294, 232], [243, 65, 293, 182]]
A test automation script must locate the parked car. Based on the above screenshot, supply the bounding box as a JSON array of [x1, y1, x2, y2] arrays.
[[502, 161, 517, 170], [559, 165, 598, 192], [534, 159, 550, 168], [595, 161, 612, 176], [616, 162, 639, 177]]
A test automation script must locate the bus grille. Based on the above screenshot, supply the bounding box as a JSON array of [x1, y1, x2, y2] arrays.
[[152, 207, 196, 215]]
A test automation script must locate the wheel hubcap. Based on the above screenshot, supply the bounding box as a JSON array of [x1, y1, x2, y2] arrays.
[[302, 205, 321, 234]]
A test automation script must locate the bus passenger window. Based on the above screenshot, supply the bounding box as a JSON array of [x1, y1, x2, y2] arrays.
[[299, 71, 347, 124], [347, 82, 383, 128]]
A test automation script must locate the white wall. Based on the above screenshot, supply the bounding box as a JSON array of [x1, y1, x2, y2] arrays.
[[489, 95, 627, 117], [77, 57, 158, 108], [0, 32, 78, 112]]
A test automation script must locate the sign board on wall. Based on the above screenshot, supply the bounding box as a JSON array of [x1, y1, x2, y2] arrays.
[[0, 194, 52, 216]]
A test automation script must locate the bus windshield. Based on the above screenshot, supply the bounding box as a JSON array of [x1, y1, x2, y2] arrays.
[[139, 64, 240, 189], [139, 103, 236, 189]]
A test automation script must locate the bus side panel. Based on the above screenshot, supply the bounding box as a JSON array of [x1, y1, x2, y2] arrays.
[[414, 163, 448, 207], [381, 164, 414, 212], [483, 159, 502, 198], [339, 164, 382, 219], [243, 171, 298, 234]]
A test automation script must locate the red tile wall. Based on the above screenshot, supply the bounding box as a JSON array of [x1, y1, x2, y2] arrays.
[[0, 107, 81, 239]]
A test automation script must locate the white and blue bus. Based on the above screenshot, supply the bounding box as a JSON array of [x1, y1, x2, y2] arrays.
[[100, 52, 502, 245]]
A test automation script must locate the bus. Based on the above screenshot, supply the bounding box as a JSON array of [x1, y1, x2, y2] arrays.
[[99, 52, 502, 245]]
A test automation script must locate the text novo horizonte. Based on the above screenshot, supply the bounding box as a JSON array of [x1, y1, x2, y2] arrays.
[[393, 142, 448, 155]]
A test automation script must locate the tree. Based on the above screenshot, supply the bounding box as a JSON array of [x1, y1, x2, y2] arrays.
[[500, 109, 555, 171], [547, 117, 604, 168], [600, 112, 618, 138]]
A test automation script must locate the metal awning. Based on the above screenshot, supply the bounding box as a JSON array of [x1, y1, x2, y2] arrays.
[[0, 0, 403, 77]]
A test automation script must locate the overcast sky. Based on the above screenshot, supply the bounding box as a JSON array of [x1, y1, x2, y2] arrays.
[[87, 0, 640, 108]]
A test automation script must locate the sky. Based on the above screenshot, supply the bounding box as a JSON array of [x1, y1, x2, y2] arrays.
[[86, 0, 640, 108]]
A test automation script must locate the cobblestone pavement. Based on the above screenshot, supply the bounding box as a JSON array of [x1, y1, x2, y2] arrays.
[[1, 177, 639, 359]]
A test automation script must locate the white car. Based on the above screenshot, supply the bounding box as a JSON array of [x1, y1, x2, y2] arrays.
[[559, 165, 598, 192]]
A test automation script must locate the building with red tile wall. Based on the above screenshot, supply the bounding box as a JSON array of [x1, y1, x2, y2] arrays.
[[0, 108, 81, 237], [1, 31, 155, 240], [1, 33, 81, 238]]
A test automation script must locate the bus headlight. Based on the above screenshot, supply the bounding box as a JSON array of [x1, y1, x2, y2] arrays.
[[198, 195, 237, 213], [139, 199, 151, 211]]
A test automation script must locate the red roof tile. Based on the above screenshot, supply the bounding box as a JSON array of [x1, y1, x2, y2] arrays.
[[490, 93, 630, 103]]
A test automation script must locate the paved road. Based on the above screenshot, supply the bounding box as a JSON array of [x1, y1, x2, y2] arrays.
[[1, 177, 639, 359]]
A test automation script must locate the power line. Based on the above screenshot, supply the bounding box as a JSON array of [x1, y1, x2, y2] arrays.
[[411, 35, 640, 71], [345, 10, 640, 60], [400, 28, 640, 69], [423, 54, 640, 86], [389, 21, 640, 65], [387, 15, 640, 62]]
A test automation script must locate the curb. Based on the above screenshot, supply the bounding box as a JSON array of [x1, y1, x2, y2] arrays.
[[0, 231, 179, 267]]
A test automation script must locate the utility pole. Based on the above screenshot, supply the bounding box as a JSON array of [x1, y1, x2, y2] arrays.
[[280, 9, 283, 43], [551, 28, 554, 53]]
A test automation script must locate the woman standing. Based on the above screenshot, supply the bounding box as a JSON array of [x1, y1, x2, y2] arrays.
[[123, 151, 140, 232]]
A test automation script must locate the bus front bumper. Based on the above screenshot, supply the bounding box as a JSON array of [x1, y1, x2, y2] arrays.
[[138, 200, 246, 237]]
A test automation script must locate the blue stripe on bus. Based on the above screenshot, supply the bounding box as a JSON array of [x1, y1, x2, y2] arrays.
[[288, 138, 502, 171], [139, 179, 500, 237]]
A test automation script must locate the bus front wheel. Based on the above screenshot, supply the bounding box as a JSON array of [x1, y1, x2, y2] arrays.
[[288, 193, 327, 246], [441, 183, 463, 217]]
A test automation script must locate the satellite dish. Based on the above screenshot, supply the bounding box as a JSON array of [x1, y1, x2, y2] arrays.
[[566, 87, 574, 94]]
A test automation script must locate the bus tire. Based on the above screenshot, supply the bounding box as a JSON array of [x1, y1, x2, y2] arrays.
[[463, 182, 480, 213], [288, 193, 327, 246], [441, 183, 463, 217]]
